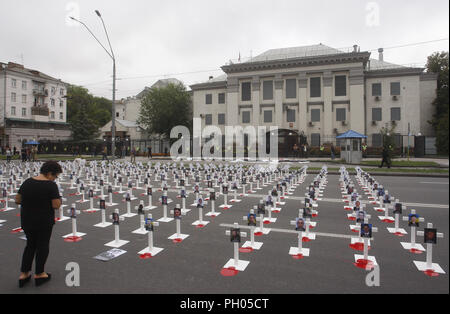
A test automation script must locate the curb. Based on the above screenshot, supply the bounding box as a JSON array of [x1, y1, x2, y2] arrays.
[[307, 170, 449, 178]]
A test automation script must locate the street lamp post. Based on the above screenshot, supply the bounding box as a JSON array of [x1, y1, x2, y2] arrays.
[[70, 10, 116, 159]]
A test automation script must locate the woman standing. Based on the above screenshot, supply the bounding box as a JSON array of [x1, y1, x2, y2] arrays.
[[15, 161, 62, 287]]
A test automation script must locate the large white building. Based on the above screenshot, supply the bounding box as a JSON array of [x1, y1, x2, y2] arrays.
[[190, 44, 438, 156], [0, 62, 70, 149]]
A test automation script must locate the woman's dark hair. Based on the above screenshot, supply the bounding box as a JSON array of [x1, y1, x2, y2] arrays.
[[40, 161, 63, 176]]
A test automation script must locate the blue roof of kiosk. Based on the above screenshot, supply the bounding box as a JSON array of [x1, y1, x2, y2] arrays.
[[25, 140, 40, 144], [336, 130, 367, 139]]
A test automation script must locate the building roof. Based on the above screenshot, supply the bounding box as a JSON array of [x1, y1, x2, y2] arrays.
[[116, 119, 139, 128], [0, 61, 66, 84], [248, 44, 348, 63], [135, 78, 184, 99], [336, 130, 367, 139]]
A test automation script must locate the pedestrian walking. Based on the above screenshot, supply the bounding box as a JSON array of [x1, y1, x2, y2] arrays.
[[331, 144, 336, 160], [148, 146, 152, 159], [379, 146, 391, 168]]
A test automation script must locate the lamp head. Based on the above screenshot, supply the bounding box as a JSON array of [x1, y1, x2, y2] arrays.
[[95, 10, 101, 17]]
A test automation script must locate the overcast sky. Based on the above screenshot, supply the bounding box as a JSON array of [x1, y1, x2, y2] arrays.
[[1, 0, 448, 100]]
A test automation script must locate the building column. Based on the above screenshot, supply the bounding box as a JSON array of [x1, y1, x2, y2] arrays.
[[226, 77, 239, 126], [349, 68, 365, 135], [251, 76, 260, 126], [323, 71, 333, 138], [298, 73, 308, 135], [274, 75, 283, 127]]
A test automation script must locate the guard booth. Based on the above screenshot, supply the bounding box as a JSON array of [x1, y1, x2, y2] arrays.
[[336, 130, 367, 164]]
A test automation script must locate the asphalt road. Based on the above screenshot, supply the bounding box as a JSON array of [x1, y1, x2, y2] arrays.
[[0, 168, 448, 294]]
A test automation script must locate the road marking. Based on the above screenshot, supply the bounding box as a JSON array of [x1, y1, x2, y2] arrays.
[[219, 223, 356, 240]]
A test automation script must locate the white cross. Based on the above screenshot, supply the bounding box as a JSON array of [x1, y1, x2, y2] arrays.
[[157, 191, 173, 223], [168, 205, 189, 242], [206, 188, 220, 217], [353, 216, 378, 269], [241, 209, 263, 250], [386, 200, 407, 236], [413, 222, 445, 275], [224, 223, 249, 271], [105, 208, 128, 248], [400, 209, 425, 252], [62, 203, 86, 241], [93, 198, 112, 228], [289, 209, 310, 258], [138, 214, 164, 257]]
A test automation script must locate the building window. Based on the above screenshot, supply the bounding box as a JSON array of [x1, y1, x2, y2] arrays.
[[241, 82, 251, 101], [372, 108, 382, 121], [218, 113, 225, 125], [263, 110, 272, 123], [336, 108, 346, 121], [22, 95, 27, 104], [310, 77, 321, 98], [60, 100, 63, 108], [205, 94, 212, 104], [391, 107, 401, 121], [51, 98, 55, 107], [11, 92, 16, 102], [286, 108, 295, 122], [311, 109, 321, 122], [11, 79, 16, 88], [60, 112, 63, 120], [205, 114, 212, 125], [22, 108, 26, 116], [372, 134, 383, 147], [263, 80, 273, 100], [335, 75, 347, 96], [372, 83, 382, 96], [242, 111, 250, 123], [285, 79, 297, 99], [218, 93, 225, 104], [116, 112, 119, 118], [22, 81, 27, 90], [60, 88, 64, 96], [51, 87, 56, 95], [50, 111, 55, 119], [11, 106, 16, 116], [311, 133, 321, 147], [390, 82, 401, 96]]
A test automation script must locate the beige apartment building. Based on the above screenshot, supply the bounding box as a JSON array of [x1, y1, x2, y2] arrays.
[[0, 62, 70, 150]]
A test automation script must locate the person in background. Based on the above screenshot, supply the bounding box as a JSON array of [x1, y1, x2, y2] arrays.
[[15, 161, 62, 288], [331, 144, 336, 160], [379, 146, 391, 168], [6, 147, 12, 163], [148, 146, 152, 159], [131, 146, 136, 163], [362, 142, 368, 158], [21, 147, 27, 162], [102, 146, 108, 161], [31, 146, 37, 162]]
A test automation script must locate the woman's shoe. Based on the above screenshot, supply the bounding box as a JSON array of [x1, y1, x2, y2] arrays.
[[35, 273, 51, 287], [18, 275, 31, 288]]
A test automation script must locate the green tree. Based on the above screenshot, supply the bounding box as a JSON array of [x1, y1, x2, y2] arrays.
[[138, 83, 192, 140], [426, 51, 449, 155], [66, 85, 112, 140]]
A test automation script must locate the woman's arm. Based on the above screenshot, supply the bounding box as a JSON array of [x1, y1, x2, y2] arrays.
[[52, 198, 62, 209], [15, 193, 21, 205]]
